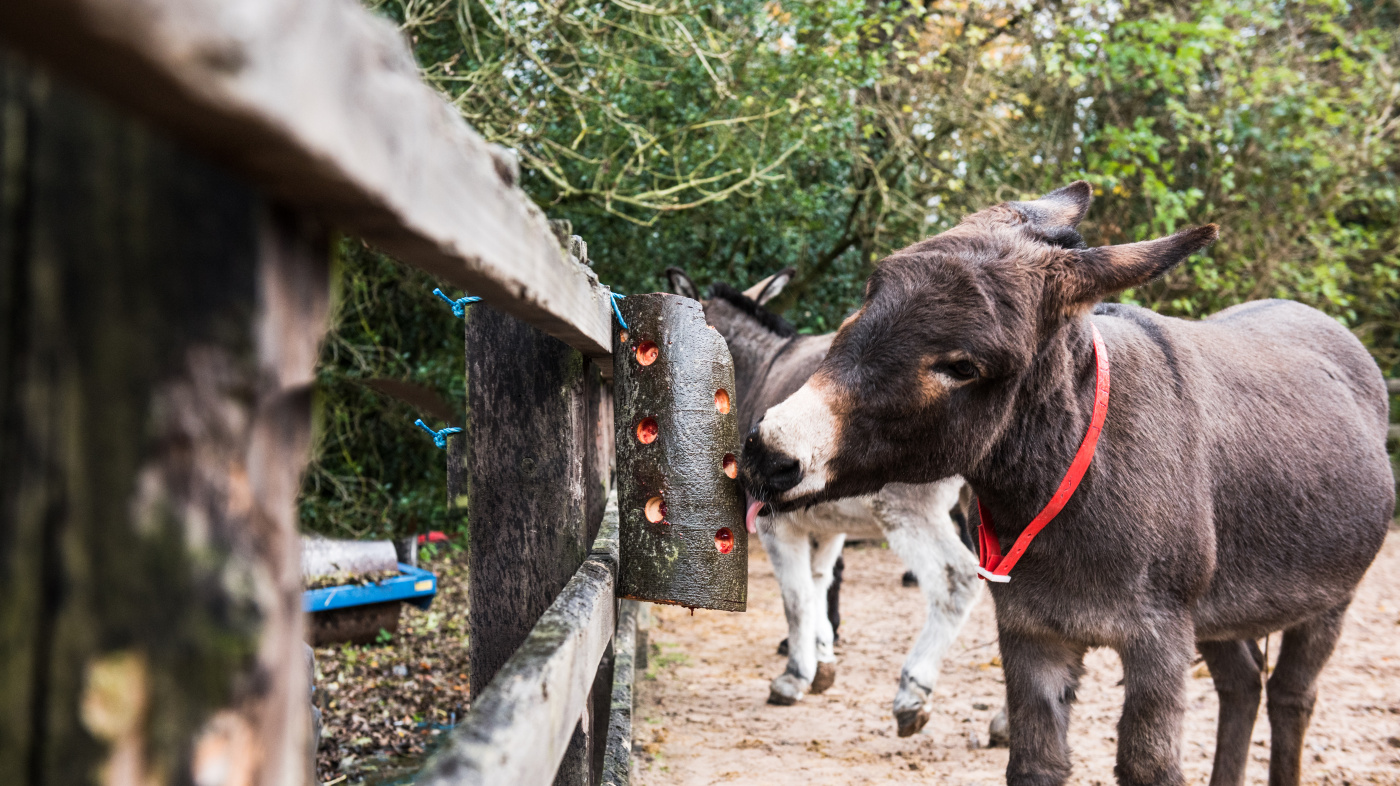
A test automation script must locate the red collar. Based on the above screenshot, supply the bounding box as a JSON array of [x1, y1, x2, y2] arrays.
[[976, 323, 1111, 583]]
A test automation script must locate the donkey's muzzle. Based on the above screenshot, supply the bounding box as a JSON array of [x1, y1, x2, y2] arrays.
[[741, 424, 802, 499]]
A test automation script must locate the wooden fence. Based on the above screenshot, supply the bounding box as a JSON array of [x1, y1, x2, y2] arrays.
[[3, 3, 1397, 785], [0, 0, 646, 784]]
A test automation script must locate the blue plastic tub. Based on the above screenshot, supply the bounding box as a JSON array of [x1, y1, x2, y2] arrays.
[[303, 563, 437, 613]]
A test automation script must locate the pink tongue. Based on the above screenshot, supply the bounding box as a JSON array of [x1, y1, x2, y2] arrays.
[[745, 497, 766, 534]]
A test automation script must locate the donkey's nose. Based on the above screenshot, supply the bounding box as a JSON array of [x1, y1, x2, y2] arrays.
[[741, 425, 803, 494]]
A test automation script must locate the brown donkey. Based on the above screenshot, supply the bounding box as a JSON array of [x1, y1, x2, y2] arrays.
[[740, 182, 1394, 786]]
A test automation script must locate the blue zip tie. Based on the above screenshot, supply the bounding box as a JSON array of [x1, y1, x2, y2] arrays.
[[433, 288, 481, 318], [609, 291, 628, 330], [414, 418, 462, 449]]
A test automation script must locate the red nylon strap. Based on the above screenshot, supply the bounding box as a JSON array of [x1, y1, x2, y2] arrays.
[[978, 323, 1111, 581]]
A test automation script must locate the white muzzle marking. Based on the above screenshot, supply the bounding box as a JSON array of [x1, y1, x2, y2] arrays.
[[758, 383, 839, 499]]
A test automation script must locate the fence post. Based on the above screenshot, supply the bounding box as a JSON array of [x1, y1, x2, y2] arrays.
[[464, 304, 608, 784], [0, 58, 325, 784]]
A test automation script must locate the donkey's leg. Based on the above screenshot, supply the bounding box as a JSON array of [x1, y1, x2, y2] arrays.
[[1114, 620, 1194, 786], [1198, 639, 1264, 786], [1266, 602, 1348, 786], [1000, 629, 1086, 786], [881, 483, 980, 736], [808, 533, 846, 694], [826, 553, 844, 642], [779, 537, 842, 657], [765, 522, 818, 705]]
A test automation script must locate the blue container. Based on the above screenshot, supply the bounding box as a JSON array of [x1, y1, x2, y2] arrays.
[[303, 563, 437, 613]]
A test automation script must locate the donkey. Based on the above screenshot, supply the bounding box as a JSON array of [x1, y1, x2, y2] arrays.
[[666, 267, 979, 737], [740, 182, 1394, 786]]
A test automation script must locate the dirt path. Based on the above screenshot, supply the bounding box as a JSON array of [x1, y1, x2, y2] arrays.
[[634, 533, 1400, 785]]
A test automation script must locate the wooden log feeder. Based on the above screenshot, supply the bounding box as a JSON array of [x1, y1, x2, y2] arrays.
[[614, 294, 747, 611]]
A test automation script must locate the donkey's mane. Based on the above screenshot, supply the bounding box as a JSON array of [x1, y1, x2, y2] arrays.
[[708, 282, 798, 338], [1026, 224, 1087, 250]]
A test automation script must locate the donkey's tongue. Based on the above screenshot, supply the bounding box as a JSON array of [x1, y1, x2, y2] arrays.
[[745, 496, 767, 534]]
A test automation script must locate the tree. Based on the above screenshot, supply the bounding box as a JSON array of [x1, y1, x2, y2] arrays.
[[300, 0, 1400, 538]]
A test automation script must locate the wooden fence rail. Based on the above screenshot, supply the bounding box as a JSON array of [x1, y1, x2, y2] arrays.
[[0, 0, 616, 371], [1, 0, 646, 784], [602, 600, 640, 786], [416, 502, 623, 786]]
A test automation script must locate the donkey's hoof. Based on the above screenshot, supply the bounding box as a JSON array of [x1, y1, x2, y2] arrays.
[[767, 673, 807, 705], [893, 672, 932, 736], [987, 706, 1009, 747], [895, 706, 931, 737], [810, 661, 837, 694]]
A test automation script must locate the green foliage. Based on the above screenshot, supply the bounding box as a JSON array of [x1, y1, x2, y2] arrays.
[[304, 0, 1399, 535], [373, 0, 1398, 370], [298, 239, 466, 540]]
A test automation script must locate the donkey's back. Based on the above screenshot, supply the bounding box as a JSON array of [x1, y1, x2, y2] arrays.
[[1104, 298, 1392, 639]]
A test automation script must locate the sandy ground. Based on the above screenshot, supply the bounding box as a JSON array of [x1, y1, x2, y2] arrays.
[[634, 532, 1400, 786]]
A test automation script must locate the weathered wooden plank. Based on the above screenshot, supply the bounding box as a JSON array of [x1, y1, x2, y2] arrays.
[[0, 57, 322, 785], [416, 507, 620, 786], [463, 304, 606, 693], [553, 639, 614, 786], [614, 294, 747, 611], [462, 303, 609, 784], [0, 0, 615, 370], [601, 600, 640, 786]]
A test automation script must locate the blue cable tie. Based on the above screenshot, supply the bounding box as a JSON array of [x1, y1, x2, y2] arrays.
[[414, 418, 462, 449], [609, 291, 628, 330], [433, 287, 481, 318]]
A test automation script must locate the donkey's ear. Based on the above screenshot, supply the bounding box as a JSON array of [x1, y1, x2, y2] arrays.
[[1059, 225, 1219, 306], [1012, 181, 1093, 230], [743, 267, 796, 306], [665, 266, 701, 301]]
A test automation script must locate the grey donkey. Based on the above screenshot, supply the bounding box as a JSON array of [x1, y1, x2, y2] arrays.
[[740, 182, 1394, 786], [666, 266, 983, 738]]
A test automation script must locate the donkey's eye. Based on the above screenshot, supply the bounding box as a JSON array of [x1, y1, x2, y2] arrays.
[[938, 360, 979, 382]]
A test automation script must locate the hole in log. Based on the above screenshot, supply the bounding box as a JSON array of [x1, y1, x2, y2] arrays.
[[635, 341, 659, 366], [636, 417, 659, 444], [722, 453, 737, 479], [644, 496, 667, 523], [714, 389, 730, 414], [619, 329, 629, 344], [715, 527, 734, 554]]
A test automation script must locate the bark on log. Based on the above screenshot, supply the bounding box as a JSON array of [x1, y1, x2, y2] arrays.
[[0, 57, 325, 786], [301, 537, 398, 581], [613, 294, 746, 611]]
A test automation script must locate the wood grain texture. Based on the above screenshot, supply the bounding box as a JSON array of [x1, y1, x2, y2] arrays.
[[0, 58, 323, 785], [613, 294, 747, 611], [416, 507, 620, 786], [0, 0, 615, 369], [464, 304, 607, 694], [601, 600, 639, 786]]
